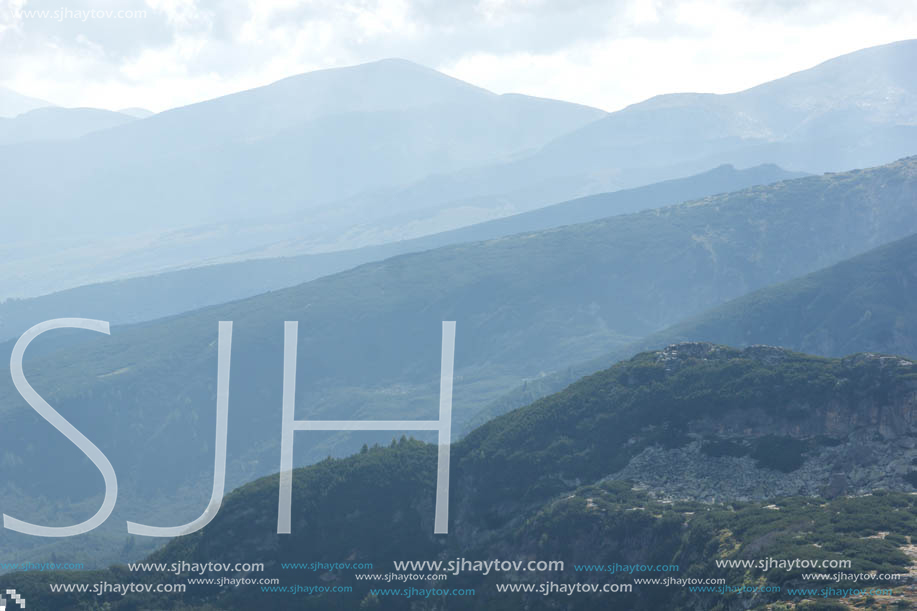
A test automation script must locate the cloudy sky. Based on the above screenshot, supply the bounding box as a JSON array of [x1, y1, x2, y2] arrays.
[[0, 0, 914, 113]]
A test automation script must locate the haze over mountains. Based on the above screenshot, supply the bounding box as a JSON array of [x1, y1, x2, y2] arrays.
[[2, 39, 917, 607], [1, 40, 915, 300], [536, 38, 917, 175], [0, 157, 914, 571], [311, 39, 917, 249], [0, 162, 802, 343], [470, 228, 917, 433], [0, 59, 605, 238], [0, 107, 138, 145]]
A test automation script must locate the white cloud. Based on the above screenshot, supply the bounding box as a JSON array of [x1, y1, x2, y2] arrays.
[[0, 0, 913, 112]]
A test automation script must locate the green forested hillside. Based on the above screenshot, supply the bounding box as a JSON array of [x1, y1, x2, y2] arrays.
[[12, 344, 917, 609]]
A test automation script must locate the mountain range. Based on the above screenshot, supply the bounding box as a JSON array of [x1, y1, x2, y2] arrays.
[[2, 41, 915, 300], [0, 162, 802, 343], [2, 41, 917, 608], [0, 107, 137, 146], [313, 39, 917, 253], [0, 59, 605, 241], [0, 156, 915, 572]]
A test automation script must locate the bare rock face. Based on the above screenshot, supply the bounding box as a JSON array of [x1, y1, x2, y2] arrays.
[[611, 432, 917, 502], [611, 344, 917, 502], [822, 472, 848, 498]]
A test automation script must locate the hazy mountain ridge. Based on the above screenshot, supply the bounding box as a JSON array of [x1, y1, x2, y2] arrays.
[[544, 39, 917, 167], [0, 107, 137, 145], [0, 60, 608, 300], [0, 59, 607, 241], [0, 162, 802, 343], [370, 39, 917, 230], [2, 42, 915, 301], [471, 224, 917, 432]]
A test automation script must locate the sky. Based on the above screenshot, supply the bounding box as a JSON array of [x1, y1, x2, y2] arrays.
[[0, 0, 914, 113]]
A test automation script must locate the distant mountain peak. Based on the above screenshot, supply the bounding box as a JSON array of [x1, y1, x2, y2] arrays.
[[269, 55, 485, 89], [0, 105, 136, 145], [363, 57, 430, 69]]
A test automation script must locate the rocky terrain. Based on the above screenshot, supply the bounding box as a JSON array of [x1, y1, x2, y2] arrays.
[[613, 344, 917, 502]]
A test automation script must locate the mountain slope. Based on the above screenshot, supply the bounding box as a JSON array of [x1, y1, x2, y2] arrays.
[[0, 59, 606, 242], [0, 162, 802, 340], [13, 344, 917, 609], [472, 228, 917, 432], [3, 43, 916, 301], [0, 157, 914, 571], [201, 346, 917, 610], [653, 233, 917, 357], [0, 107, 137, 145], [356, 39, 917, 229], [535, 38, 917, 176], [0, 60, 607, 299]]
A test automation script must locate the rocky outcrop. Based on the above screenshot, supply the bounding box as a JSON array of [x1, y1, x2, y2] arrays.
[[611, 344, 917, 501], [612, 431, 917, 501]]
